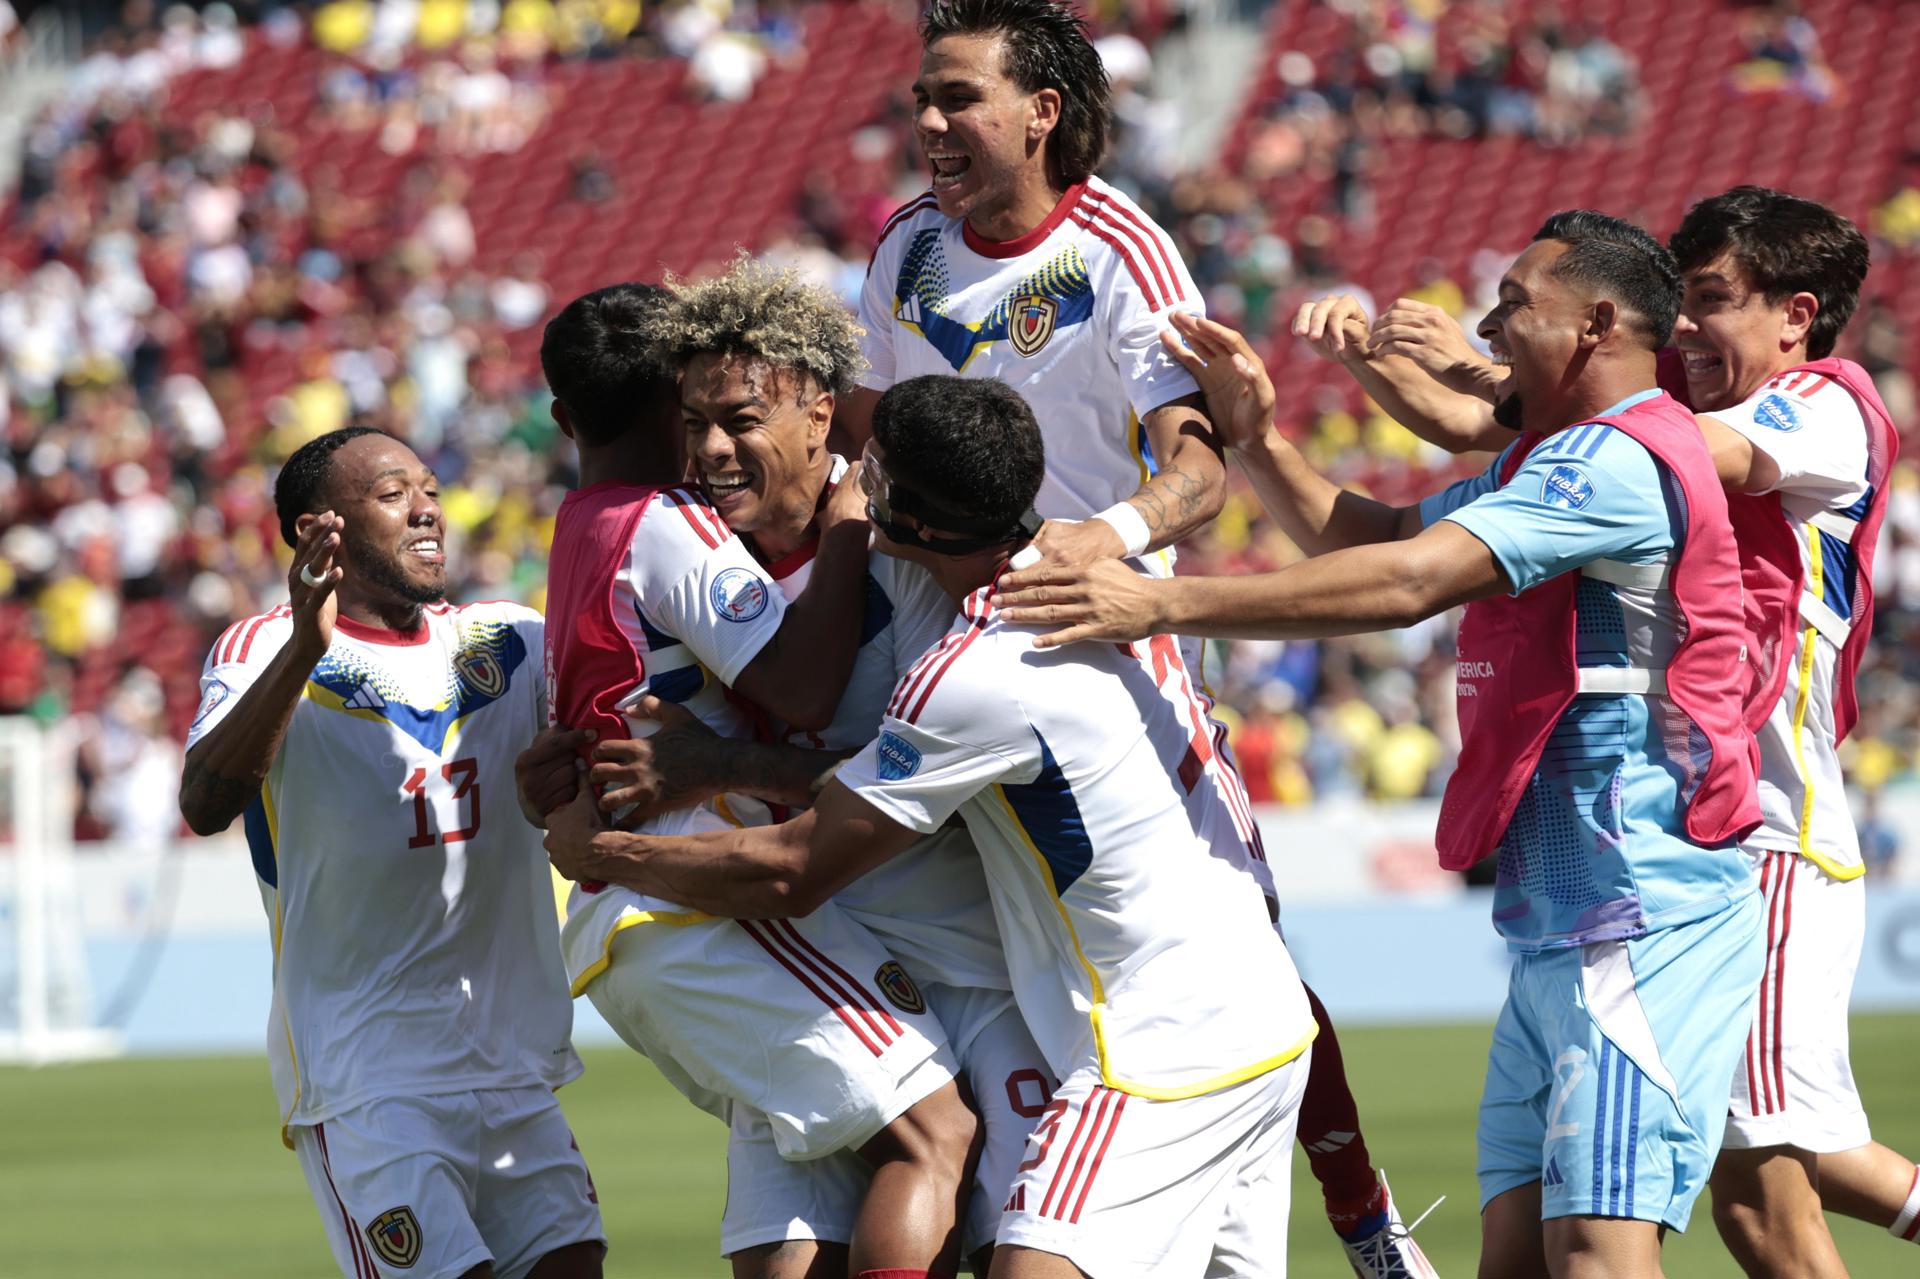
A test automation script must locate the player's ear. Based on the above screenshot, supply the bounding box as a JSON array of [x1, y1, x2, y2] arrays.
[[294, 511, 321, 539], [1582, 298, 1618, 350], [1029, 87, 1061, 141], [1781, 291, 1818, 349], [807, 388, 835, 447], [551, 399, 577, 442]]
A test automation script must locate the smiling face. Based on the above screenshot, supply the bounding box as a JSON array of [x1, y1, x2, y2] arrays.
[[1476, 239, 1596, 432], [1671, 251, 1812, 413], [681, 352, 833, 538], [316, 434, 447, 608], [914, 33, 1058, 231]]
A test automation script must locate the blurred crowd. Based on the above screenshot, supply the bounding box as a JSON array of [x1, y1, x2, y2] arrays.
[[1, 0, 1917, 852]]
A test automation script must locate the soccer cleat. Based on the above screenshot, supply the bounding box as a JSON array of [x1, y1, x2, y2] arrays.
[[1339, 1173, 1444, 1279]]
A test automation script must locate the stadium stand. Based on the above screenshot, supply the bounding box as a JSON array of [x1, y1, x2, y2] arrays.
[[1, 0, 1916, 841]]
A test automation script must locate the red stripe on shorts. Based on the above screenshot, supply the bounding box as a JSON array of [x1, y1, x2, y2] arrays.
[[772, 918, 904, 1038], [1070, 1091, 1129, 1224], [316, 1124, 377, 1279], [736, 919, 888, 1056], [1038, 1088, 1108, 1220], [1772, 857, 1794, 1110]]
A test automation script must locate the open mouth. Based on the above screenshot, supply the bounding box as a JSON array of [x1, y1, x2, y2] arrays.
[[928, 152, 971, 189], [703, 471, 755, 504], [405, 537, 445, 565], [1680, 349, 1725, 379]]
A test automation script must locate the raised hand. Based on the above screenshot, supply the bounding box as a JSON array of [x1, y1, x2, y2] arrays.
[[1290, 294, 1374, 362], [1161, 311, 1278, 455], [288, 511, 345, 664], [1369, 298, 1497, 395]]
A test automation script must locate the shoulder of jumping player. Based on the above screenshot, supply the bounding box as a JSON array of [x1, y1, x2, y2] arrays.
[[867, 190, 944, 265], [1068, 176, 1197, 318]]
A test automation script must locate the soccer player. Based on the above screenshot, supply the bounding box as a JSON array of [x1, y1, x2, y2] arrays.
[[178, 427, 604, 1279], [994, 212, 1769, 1279], [593, 259, 1049, 1278], [545, 373, 1320, 1279], [530, 282, 979, 1279], [1298, 188, 1916, 1276], [848, 2, 1427, 1267]]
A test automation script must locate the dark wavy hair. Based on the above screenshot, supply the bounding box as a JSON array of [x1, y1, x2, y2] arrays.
[[1669, 186, 1869, 360], [539, 283, 677, 447], [920, 0, 1110, 188], [1532, 209, 1683, 350]]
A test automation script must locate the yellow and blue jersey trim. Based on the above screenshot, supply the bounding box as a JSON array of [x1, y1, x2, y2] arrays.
[[892, 231, 1095, 373]]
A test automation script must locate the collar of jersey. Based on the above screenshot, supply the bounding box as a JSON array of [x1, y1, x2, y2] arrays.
[[962, 181, 1088, 259], [334, 614, 431, 646]]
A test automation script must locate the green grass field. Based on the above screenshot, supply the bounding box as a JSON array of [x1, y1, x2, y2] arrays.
[[4, 1016, 1915, 1277]]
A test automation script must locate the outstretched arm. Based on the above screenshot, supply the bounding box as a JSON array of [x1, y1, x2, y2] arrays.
[[543, 779, 920, 918], [1293, 295, 1514, 454], [1161, 312, 1420, 555], [994, 518, 1509, 648]]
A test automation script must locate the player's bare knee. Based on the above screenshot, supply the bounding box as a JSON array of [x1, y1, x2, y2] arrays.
[[863, 1081, 978, 1187]]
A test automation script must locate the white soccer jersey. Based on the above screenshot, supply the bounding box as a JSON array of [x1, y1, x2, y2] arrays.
[[545, 483, 790, 989], [1705, 370, 1873, 876], [767, 461, 1008, 993], [188, 602, 580, 1137], [838, 586, 1315, 1099], [858, 177, 1203, 530]]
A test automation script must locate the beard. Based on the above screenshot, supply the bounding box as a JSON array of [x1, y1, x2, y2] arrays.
[[351, 539, 447, 607], [1492, 388, 1525, 431]]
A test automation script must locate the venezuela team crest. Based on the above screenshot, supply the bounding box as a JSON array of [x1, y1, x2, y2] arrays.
[[874, 960, 926, 1015], [366, 1206, 422, 1268], [454, 649, 506, 699], [1008, 293, 1059, 357]]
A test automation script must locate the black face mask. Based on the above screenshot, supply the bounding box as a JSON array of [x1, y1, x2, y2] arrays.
[[863, 455, 1041, 557]]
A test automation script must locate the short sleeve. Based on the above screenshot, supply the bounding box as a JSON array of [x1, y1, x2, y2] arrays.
[[1099, 207, 1204, 418], [185, 613, 293, 751], [1442, 425, 1677, 594], [839, 718, 1025, 834], [629, 493, 787, 686], [856, 221, 907, 392], [1418, 443, 1516, 528], [1703, 373, 1870, 509]]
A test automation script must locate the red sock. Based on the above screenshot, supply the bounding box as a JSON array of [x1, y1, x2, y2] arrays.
[[1296, 983, 1385, 1226]]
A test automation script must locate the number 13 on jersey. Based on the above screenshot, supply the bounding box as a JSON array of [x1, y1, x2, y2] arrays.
[[402, 757, 481, 849]]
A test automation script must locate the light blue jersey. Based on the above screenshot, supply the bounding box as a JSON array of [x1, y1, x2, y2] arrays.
[[1422, 391, 1756, 952]]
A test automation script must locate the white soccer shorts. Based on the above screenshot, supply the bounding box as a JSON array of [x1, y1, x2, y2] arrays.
[[719, 981, 1049, 1257], [997, 1048, 1310, 1278], [1723, 850, 1873, 1154], [585, 905, 958, 1162], [290, 1085, 603, 1279]]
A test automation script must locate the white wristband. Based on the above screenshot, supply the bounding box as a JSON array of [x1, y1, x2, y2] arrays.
[[1092, 502, 1151, 558]]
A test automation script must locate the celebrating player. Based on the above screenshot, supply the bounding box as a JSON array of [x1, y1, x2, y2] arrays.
[[995, 212, 1770, 1279], [1295, 187, 1916, 1276], [847, 1, 1429, 1268], [529, 282, 980, 1279], [178, 428, 604, 1279], [545, 373, 1320, 1279], [582, 259, 1048, 1277]]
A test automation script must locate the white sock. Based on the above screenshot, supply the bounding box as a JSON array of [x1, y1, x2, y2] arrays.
[[1892, 1164, 1920, 1242]]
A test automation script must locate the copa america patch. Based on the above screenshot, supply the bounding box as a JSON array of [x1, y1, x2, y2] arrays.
[[1753, 393, 1804, 432], [191, 680, 230, 729], [366, 1206, 422, 1269], [875, 730, 922, 781], [1541, 464, 1595, 511], [874, 959, 926, 1015], [710, 568, 770, 623]]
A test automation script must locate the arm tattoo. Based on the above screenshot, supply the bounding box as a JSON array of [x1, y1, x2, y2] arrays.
[[1129, 464, 1211, 538]]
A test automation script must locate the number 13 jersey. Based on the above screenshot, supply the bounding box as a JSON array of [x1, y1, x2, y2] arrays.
[[188, 602, 580, 1141]]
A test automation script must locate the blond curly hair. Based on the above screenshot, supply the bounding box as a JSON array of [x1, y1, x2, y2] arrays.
[[649, 255, 867, 397]]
